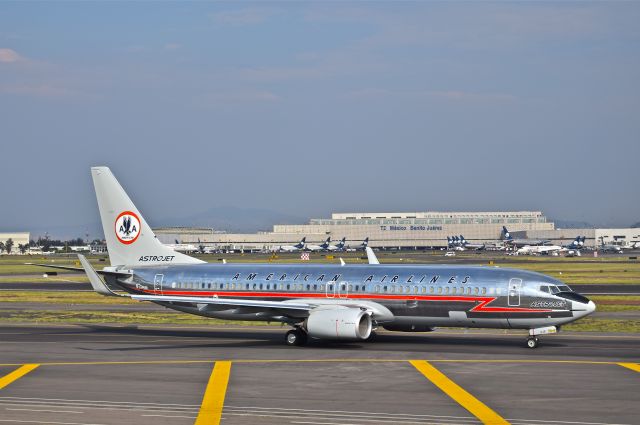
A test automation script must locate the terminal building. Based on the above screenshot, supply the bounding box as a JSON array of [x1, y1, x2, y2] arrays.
[[154, 211, 639, 252], [155, 211, 559, 251]]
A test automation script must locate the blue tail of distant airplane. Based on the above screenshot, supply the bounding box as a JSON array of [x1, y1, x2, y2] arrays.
[[501, 226, 512, 241]]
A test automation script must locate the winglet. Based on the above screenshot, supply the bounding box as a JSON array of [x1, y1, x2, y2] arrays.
[[340, 258, 345, 266], [365, 247, 380, 265], [78, 254, 121, 297], [222, 259, 227, 264]]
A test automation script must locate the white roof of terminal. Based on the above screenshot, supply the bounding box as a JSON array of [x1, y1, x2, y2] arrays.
[[330, 211, 544, 220]]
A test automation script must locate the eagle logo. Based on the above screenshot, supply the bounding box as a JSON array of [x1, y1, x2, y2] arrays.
[[115, 211, 141, 244]]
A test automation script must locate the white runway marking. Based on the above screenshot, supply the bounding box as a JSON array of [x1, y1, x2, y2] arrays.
[[6, 408, 83, 414]]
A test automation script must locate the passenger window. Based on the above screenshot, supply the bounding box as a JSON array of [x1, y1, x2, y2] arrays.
[[466, 287, 471, 295], [355, 285, 360, 291], [259, 284, 263, 290], [306, 284, 310, 291], [348, 284, 353, 291], [313, 284, 318, 291], [413, 286, 418, 294], [474, 287, 479, 295], [421, 286, 426, 294], [246, 284, 249, 290], [383, 286, 388, 292], [320, 284, 325, 291], [445, 287, 450, 294], [452, 287, 457, 295], [429, 286, 434, 294], [404, 287, 410, 294], [481, 287, 486, 295], [437, 287, 442, 294], [287, 284, 290, 290], [171, 282, 176, 289]]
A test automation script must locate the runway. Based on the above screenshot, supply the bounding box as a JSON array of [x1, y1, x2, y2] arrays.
[[0, 324, 638, 425]]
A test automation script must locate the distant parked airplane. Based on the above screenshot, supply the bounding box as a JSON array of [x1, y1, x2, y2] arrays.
[[279, 237, 306, 252], [501, 226, 550, 247]]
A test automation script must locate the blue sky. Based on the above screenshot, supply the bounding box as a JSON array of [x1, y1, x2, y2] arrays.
[[1, 2, 639, 237]]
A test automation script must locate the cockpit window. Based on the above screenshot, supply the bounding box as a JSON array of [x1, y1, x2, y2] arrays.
[[558, 285, 571, 292], [549, 286, 560, 294], [539, 286, 550, 293]]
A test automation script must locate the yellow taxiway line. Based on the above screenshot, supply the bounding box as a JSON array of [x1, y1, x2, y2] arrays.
[[410, 360, 509, 425], [618, 362, 640, 373], [0, 358, 622, 367], [195, 361, 232, 425], [0, 364, 39, 390]]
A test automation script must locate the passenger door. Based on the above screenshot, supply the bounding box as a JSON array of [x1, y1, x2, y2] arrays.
[[153, 274, 164, 295], [508, 278, 522, 306]]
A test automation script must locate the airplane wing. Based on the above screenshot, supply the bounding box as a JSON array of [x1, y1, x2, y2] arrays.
[[129, 294, 393, 322], [25, 262, 132, 278], [130, 294, 313, 311], [365, 247, 380, 265]]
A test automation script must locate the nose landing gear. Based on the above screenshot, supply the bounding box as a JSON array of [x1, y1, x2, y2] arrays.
[[526, 325, 557, 349]]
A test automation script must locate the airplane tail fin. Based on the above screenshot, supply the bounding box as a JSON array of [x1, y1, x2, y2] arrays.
[[91, 167, 205, 267], [501, 226, 512, 240]]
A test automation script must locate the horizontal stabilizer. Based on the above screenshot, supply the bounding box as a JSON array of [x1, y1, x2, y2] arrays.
[[78, 254, 124, 297]]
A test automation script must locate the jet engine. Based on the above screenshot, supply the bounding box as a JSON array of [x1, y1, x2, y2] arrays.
[[306, 308, 372, 340]]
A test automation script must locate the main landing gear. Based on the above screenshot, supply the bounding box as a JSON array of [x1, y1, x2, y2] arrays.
[[285, 327, 308, 346], [526, 337, 539, 349]]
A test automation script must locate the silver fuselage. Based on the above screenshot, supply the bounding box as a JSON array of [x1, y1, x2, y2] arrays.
[[107, 263, 595, 330]]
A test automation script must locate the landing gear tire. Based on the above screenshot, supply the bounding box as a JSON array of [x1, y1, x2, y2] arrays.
[[526, 337, 539, 349], [285, 328, 308, 346]]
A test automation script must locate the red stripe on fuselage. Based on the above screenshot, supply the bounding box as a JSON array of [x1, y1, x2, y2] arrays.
[[137, 289, 553, 313]]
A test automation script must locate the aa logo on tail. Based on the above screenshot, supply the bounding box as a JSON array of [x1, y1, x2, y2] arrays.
[[115, 211, 141, 244]]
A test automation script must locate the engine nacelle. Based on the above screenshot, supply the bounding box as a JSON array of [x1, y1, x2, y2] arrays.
[[382, 324, 435, 332], [306, 308, 372, 340]]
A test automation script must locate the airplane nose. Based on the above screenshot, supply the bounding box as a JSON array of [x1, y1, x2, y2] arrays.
[[586, 300, 596, 315]]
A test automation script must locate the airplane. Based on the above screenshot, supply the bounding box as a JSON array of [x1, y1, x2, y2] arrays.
[[599, 239, 623, 254], [327, 237, 346, 252], [346, 237, 369, 251], [31, 167, 596, 349], [165, 239, 198, 253], [447, 236, 466, 251], [501, 226, 550, 248], [306, 237, 331, 252], [516, 245, 563, 256], [278, 237, 306, 252], [458, 235, 485, 251], [563, 236, 585, 250]]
